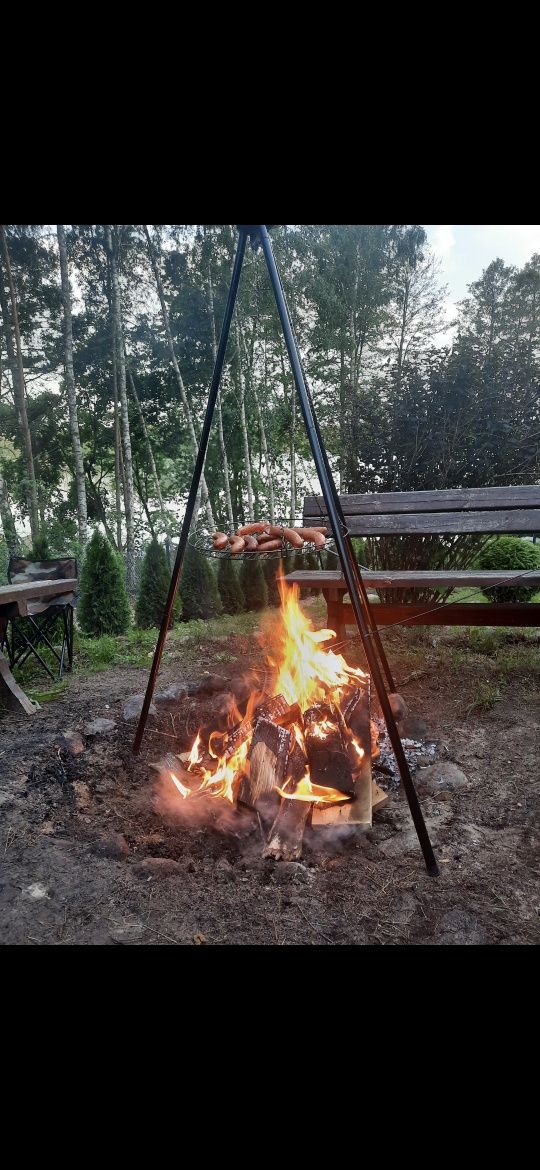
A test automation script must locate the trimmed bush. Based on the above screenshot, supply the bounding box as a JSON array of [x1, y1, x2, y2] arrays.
[[303, 549, 322, 595], [218, 556, 245, 614], [30, 531, 50, 561], [477, 536, 540, 603], [240, 556, 268, 611], [78, 529, 131, 637], [135, 538, 180, 629], [180, 542, 222, 620], [263, 555, 281, 606], [352, 537, 367, 565]]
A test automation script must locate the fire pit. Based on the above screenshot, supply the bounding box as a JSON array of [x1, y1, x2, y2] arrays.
[[154, 572, 388, 860]]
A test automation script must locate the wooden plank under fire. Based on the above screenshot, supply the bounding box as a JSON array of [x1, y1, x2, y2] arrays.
[[312, 680, 374, 826]]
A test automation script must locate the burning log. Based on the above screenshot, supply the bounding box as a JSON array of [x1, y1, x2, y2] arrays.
[[223, 694, 289, 759], [273, 702, 303, 729], [303, 702, 355, 796], [238, 717, 292, 812], [263, 798, 311, 861], [341, 684, 370, 745], [312, 680, 374, 827]]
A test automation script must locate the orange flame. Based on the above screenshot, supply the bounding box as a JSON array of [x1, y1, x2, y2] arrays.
[[170, 772, 191, 799], [277, 773, 351, 805], [169, 571, 367, 807], [274, 572, 366, 711]]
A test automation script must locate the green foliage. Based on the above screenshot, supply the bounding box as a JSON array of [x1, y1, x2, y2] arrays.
[[179, 542, 222, 621], [466, 682, 502, 715], [135, 538, 180, 628], [0, 540, 8, 585], [240, 555, 268, 611], [352, 537, 366, 565], [262, 555, 281, 606], [477, 536, 540, 603], [76, 633, 118, 669], [77, 529, 131, 637], [29, 530, 50, 561], [217, 556, 245, 614]]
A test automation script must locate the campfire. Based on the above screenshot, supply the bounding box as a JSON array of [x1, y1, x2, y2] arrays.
[[162, 570, 387, 859]]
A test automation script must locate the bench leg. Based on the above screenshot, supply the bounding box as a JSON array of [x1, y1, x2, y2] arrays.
[[324, 590, 346, 646]]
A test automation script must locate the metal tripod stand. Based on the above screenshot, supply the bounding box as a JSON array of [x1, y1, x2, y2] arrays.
[[133, 225, 438, 876]]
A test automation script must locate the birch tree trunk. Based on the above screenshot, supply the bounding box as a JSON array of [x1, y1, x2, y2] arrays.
[[207, 264, 234, 529], [57, 225, 88, 547], [109, 292, 123, 551], [241, 327, 274, 522], [0, 226, 40, 543], [279, 344, 296, 526], [126, 360, 169, 538], [0, 470, 20, 552], [235, 318, 254, 521], [106, 226, 135, 590], [143, 225, 214, 528]]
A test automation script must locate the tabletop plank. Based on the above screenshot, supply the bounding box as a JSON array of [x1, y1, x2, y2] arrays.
[[0, 579, 77, 611]]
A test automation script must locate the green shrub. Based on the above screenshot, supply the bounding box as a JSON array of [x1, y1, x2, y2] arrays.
[[77, 529, 131, 637], [477, 536, 540, 603], [352, 537, 367, 565], [263, 555, 281, 606], [240, 556, 268, 611], [135, 538, 180, 628], [180, 542, 222, 620], [218, 556, 245, 614], [29, 530, 50, 561], [0, 539, 8, 585]]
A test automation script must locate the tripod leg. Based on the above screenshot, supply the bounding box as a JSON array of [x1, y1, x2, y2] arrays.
[[259, 226, 438, 875], [268, 246, 397, 692], [133, 230, 248, 753]]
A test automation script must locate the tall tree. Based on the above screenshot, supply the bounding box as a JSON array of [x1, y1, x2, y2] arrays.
[[142, 225, 214, 527], [207, 256, 234, 529], [57, 225, 88, 546], [235, 317, 254, 521], [0, 469, 20, 551], [0, 226, 40, 541], [106, 225, 136, 588], [126, 360, 169, 538]]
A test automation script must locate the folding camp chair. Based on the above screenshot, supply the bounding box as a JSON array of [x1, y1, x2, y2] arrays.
[[5, 557, 78, 681]]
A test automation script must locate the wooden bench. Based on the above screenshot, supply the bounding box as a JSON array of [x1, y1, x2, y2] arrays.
[[284, 486, 540, 641]]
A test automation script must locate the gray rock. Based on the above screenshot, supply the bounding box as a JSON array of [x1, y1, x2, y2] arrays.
[[389, 692, 409, 722], [109, 922, 145, 944], [123, 694, 157, 721], [85, 718, 117, 736], [92, 833, 130, 859], [134, 857, 181, 878], [215, 857, 235, 881], [56, 730, 85, 756], [417, 761, 469, 792], [272, 861, 315, 885], [154, 682, 187, 705], [399, 714, 429, 739]]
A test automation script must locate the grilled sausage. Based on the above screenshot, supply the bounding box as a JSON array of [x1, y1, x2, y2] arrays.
[[228, 536, 246, 556], [296, 528, 326, 548], [256, 539, 282, 553], [243, 535, 258, 550], [212, 531, 229, 550], [236, 522, 270, 536], [267, 525, 304, 548]]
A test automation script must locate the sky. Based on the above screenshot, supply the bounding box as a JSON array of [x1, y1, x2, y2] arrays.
[[423, 225, 540, 336]]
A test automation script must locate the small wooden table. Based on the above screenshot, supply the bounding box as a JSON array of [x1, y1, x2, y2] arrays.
[[0, 579, 78, 714]]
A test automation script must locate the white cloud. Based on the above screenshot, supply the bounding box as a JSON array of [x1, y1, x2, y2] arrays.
[[430, 225, 456, 258]]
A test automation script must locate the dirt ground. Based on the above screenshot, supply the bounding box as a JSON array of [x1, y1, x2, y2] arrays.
[[1, 626, 539, 946]]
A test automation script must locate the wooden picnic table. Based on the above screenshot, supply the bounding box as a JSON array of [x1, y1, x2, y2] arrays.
[[0, 579, 78, 714]]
